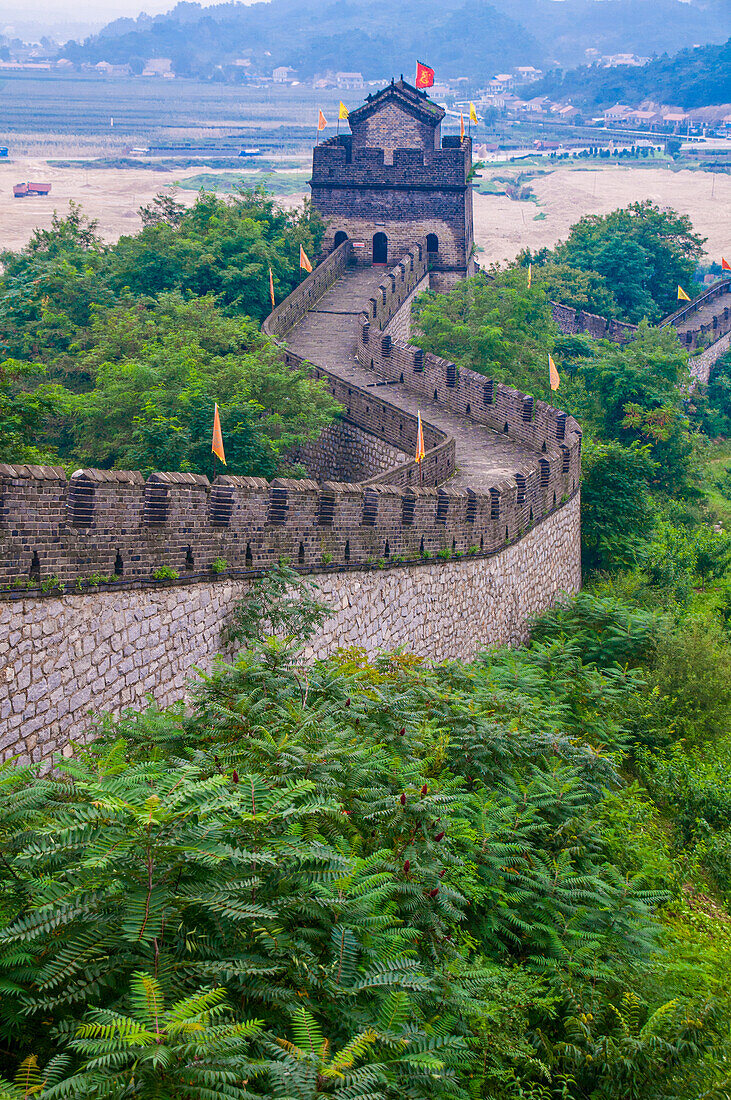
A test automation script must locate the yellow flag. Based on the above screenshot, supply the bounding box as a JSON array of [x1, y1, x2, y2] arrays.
[[677, 284, 691, 301], [460, 112, 465, 140], [211, 403, 226, 465], [317, 109, 328, 131], [269, 267, 275, 309], [549, 354, 560, 392], [338, 101, 349, 120], [299, 244, 313, 273], [415, 410, 425, 464], [469, 101, 478, 124], [527, 262, 532, 289]]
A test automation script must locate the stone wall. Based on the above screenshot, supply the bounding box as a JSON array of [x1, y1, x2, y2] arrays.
[[690, 329, 731, 386], [0, 493, 580, 765], [295, 420, 410, 482], [551, 302, 638, 343]]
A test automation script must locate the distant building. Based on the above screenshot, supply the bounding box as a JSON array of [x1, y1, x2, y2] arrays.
[[604, 103, 632, 122], [94, 60, 131, 76], [272, 65, 297, 83], [336, 71, 364, 89], [487, 73, 515, 94], [553, 104, 580, 120], [142, 57, 173, 76], [625, 109, 661, 127], [602, 53, 650, 68], [521, 96, 550, 114], [514, 66, 542, 83]]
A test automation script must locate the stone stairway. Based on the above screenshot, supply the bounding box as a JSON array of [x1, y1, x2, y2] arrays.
[[285, 265, 539, 489]]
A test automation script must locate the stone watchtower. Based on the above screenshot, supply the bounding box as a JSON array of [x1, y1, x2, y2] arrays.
[[309, 78, 475, 287]]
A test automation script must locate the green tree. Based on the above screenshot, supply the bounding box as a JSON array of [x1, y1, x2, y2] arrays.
[[581, 440, 657, 573], [108, 189, 324, 322], [0, 205, 113, 385], [552, 201, 706, 323], [71, 294, 339, 477], [0, 359, 69, 465], [517, 258, 620, 318], [570, 324, 696, 494], [413, 268, 557, 395]]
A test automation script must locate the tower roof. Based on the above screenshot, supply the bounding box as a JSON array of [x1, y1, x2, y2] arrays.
[[348, 78, 445, 129]]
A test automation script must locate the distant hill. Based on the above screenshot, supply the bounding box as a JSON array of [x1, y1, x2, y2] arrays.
[[60, 0, 542, 81], [488, 0, 730, 66], [59, 0, 731, 81], [535, 37, 731, 111]]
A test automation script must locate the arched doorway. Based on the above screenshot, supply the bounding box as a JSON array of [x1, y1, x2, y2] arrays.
[[372, 232, 388, 264], [426, 232, 439, 253], [333, 230, 349, 248]]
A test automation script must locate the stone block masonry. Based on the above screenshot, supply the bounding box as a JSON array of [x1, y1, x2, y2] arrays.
[[0, 494, 579, 764]]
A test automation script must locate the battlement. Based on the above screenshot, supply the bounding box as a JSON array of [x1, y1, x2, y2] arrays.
[[551, 302, 639, 344], [355, 239, 582, 527], [1, 238, 580, 597], [312, 136, 471, 188]]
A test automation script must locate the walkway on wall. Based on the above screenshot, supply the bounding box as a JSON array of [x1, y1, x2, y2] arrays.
[[285, 264, 539, 488]]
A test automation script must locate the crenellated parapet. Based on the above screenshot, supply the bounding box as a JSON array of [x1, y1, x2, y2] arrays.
[[355, 238, 582, 533], [312, 134, 472, 190], [1, 237, 581, 598]]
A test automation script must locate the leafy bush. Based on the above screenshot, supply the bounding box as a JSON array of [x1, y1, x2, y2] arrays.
[[1, 567, 719, 1098]]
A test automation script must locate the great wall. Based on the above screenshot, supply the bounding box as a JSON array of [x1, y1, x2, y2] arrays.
[[0, 78, 729, 763]]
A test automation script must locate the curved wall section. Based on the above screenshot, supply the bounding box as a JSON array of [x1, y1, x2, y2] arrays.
[[0, 237, 582, 760]]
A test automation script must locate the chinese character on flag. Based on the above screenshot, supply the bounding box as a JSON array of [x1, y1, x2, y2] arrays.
[[415, 61, 434, 89]]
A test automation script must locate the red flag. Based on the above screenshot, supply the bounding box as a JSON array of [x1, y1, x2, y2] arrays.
[[460, 113, 465, 140], [317, 109, 328, 131], [269, 267, 275, 309], [723, 257, 731, 271], [211, 403, 226, 465], [299, 244, 313, 273], [415, 61, 434, 89]]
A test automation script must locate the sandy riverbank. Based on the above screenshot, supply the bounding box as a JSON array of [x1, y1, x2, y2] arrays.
[[472, 165, 731, 266]]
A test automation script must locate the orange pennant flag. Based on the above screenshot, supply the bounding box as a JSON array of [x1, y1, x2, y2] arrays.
[[415, 410, 425, 464], [317, 109, 328, 131], [460, 113, 465, 140], [548, 354, 560, 392], [723, 257, 731, 271], [211, 403, 226, 465], [677, 284, 691, 301], [269, 267, 275, 309], [299, 244, 313, 273]]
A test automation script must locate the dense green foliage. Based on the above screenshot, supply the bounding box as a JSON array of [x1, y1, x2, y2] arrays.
[[3, 566, 731, 1098], [0, 191, 335, 477], [4, 177, 731, 1098], [70, 294, 338, 478], [524, 202, 706, 324], [536, 35, 731, 111]]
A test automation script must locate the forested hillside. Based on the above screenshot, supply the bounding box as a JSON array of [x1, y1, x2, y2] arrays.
[[59, 0, 730, 80], [537, 36, 731, 110]]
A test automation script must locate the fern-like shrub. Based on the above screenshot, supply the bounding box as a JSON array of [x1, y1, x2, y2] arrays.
[[0, 567, 721, 1098]]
